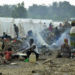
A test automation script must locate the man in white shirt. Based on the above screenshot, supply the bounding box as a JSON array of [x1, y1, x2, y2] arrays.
[[26, 39, 39, 60]]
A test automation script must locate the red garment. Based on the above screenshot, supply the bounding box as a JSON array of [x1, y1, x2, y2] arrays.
[[13, 40, 16, 43], [64, 39, 68, 43], [49, 25, 52, 31], [5, 51, 12, 60], [4, 38, 9, 42]]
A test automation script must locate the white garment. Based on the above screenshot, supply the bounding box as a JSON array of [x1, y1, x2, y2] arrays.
[[70, 26, 75, 33], [27, 42, 39, 54]]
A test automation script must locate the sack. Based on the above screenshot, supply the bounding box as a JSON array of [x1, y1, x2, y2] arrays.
[[29, 53, 36, 63], [0, 42, 2, 47]]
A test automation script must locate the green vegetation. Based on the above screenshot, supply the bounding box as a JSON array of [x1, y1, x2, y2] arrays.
[[0, 1, 75, 20], [0, 2, 27, 18], [28, 1, 75, 21], [12, 2, 27, 18]]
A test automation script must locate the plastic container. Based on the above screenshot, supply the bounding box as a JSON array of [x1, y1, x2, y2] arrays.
[[29, 53, 36, 63], [24, 58, 29, 62]]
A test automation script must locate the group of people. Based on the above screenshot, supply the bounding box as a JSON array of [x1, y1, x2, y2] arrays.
[[0, 23, 40, 64], [1, 24, 19, 39], [48, 21, 75, 58], [0, 37, 39, 64], [60, 21, 75, 58], [0, 20, 75, 64], [48, 22, 63, 41]]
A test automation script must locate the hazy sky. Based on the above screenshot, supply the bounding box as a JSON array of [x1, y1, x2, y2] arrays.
[[0, 0, 75, 8]]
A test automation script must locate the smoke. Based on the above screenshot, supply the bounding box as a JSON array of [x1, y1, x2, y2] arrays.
[[0, 18, 64, 48], [51, 28, 70, 48], [34, 32, 49, 46]]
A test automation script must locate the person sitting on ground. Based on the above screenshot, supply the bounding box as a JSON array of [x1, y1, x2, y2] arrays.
[[4, 47, 13, 61], [26, 39, 39, 60], [5, 34, 11, 40], [2, 32, 11, 40], [61, 39, 71, 58], [2, 32, 7, 39]]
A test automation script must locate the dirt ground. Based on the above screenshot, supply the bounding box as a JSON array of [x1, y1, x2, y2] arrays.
[[0, 51, 75, 75]]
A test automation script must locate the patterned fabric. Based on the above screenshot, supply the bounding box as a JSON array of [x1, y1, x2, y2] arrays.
[[70, 33, 75, 49]]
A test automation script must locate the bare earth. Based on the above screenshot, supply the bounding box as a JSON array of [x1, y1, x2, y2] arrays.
[[0, 51, 75, 75]]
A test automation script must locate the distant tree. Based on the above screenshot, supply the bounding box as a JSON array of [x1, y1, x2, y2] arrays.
[[28, 4, 48, 19], [0, 1, 75, 21], [28, 1, 75, 20], [0, 5, 13, 17], [52, 2, 58, 8], [12, 1, 27, 18]]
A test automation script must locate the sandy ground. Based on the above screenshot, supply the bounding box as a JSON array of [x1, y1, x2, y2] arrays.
[[0, 51, 75, 75]]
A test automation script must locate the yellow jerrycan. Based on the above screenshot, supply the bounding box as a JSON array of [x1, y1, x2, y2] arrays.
[[29, 53, 36, 63]]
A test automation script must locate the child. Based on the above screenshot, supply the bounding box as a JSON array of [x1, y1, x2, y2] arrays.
[[4, 47, 13, 61]]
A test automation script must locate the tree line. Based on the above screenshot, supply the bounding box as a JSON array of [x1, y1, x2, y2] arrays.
[[0, 1, 75, 21], [0, 2, 27, 18]]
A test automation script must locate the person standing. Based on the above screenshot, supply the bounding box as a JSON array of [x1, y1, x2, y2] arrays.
[[70, 21, 75, 57], [49, 23, 53, 32], [55, 27, 60, 40], [14, 24, 19, 38]]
